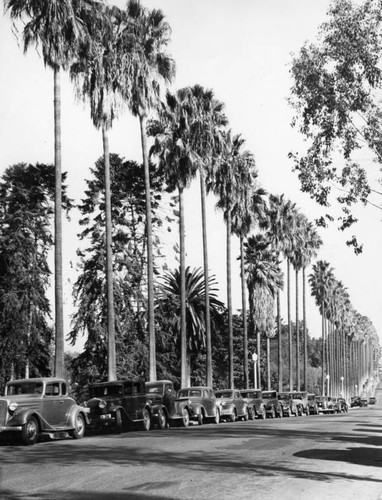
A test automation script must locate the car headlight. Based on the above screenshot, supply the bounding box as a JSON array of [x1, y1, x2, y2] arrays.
[[9, 402, 18, 412], [98, 399, 107, 409]]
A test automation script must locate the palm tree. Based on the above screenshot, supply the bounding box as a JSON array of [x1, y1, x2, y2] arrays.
[[231, 181, 267, 388], [71, 4, 122, 380], [309, 260, 335, 395], [244, 234, 283, 389], [188, 84, 228, 387], [115, 0, 175, 381], [149, 87, 198, 387], [158, 267, 225, 385], [5, 0, 101, 377], [265, 194, 296, 392]]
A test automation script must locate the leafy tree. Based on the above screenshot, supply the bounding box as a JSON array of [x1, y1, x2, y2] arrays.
[[289, 0, 382, 252], [0, 163, 71, 385]]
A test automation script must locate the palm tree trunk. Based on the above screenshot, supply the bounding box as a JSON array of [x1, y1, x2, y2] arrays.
[[277, 290, 282, 392], [179, 186, 187, 388], [227, 207, 234, 389], [139, 112, 156, 381], [295, 268, 300, 391], [257, 328, 261, 390], [103, 127, 116, 381], [321, 305, 325, 396], [287, 258, 292, 390], [54, 66, 64, 378], [303, 267, 307, 391], [241, 235, 249, 388], [266, 337, 271, 390], [199, 169, 212, 387]]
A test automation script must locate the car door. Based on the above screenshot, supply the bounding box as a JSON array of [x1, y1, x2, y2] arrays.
[[43, 382, 73, 426]]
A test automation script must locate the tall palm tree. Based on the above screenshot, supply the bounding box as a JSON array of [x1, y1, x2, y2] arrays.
[[309, 260, 335, 395], [70, 5, 121, 380], [158, 267, 225, 385], [244, 234, 283, 389], [119, 0, 175, 381], [231, 181, 267, 388], [266, 194, 296, 392], [5, 0, 101, 377], [149, 87, 198, 387], [188, 84, 228, 387]]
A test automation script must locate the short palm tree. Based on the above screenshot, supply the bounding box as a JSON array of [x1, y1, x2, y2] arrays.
[[158, 267, 225, 386], [5, 0, 102, 377]]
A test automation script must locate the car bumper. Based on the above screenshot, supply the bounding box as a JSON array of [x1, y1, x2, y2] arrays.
[[0, 426, 22, 432]]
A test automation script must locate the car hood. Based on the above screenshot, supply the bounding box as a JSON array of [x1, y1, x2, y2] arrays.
[[216, 398, 233, 404]]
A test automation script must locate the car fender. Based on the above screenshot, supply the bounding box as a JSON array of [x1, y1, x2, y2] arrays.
[[67, 404, 91, 426]]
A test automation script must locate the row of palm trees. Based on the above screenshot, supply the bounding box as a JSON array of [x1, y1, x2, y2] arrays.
[[5, 0, 380, 393]]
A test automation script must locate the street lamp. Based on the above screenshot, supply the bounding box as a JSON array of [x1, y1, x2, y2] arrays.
[[340, 376, 344, 397], [355, 384, 358, 396], [252, 353, 258, 389], [326, 374, 330, 396]]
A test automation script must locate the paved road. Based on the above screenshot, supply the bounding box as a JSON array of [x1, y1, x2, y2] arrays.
[[1, 385, 381, 500]]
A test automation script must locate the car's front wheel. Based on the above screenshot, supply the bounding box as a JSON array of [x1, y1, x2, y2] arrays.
[[243, 409, 249, 421], [197, 411, 204, 426], [230, 410, 236, 423], [114, 409, 123, 434], [71, 413, 86, 439], [21, 416, 39, 446], [214, 409, 220, 424], [180, 408, 190, 427], [157, 408, 167, 430], [142, 409, 151, 431]]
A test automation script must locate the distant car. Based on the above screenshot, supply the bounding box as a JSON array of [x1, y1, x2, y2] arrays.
[[307, 393, 319, 415], [277, 392, 299, 417], [350, 396, 362, 408], [86, 379, 153, 433], [330, 397, 343, 414], [0, 377, 88, 445], [360, 398, 368, 407], [262, 390, 283, 418], [289, 391, 308, 416], [369, 397, 376, 405], [176, 387, 220, 425], [239, 389, 266, 420], [215, 389, 249, 422], [316, 396, 334, 414], [338, 398, 349, 412], [145, 380, 198, 428]]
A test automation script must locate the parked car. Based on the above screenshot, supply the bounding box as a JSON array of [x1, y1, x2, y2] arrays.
[[86, 379, 153, 433], [215, 389, 249, 422], [262, 390, 283, 418], [316, 396, 334, 414], [290, 391, 308, 415], [307, 393, 319, 415], [338, 397, 349, 412], [350, 396, 362, 408], [0, 377, 88, 445], [369, 397, 376, 405], [330, 397, 343, 413], [239, 389, 266, 420], [176, 387, 220, 425], [145, 380, 196, 428], [360, 398, 369, 407], [277, 392, 299, 417]]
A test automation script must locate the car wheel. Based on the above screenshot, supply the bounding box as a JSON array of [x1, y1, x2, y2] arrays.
[[214, 409, 220, 424], [230, 411, 236, 423], [21, 416, 39, 446], [248, 408, 255, 420], [180, 408, 190, 427], [306, 406, 310, 416], [71, 412, 86, 439], [197, 411, 204, 426], [243, 409, 249, 421], [157, 408, 167, 430], [142, 409, 151, 431]]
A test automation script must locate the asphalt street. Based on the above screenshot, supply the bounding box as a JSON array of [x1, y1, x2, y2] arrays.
[[0, 385, 381, 500]]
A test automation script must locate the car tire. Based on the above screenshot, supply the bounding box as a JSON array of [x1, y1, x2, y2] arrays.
[[71, 412, 86, 439], [114, 409, 123, 434], [248, 408, 255, 420], [306, 406, 310, 416], [214, 409, 220, 424], [180, 408, 190, 427], [197, 411, 204, 426], [142, 409, 151, 431], [243, 409, 249, 421], [157, 408, 167, 430], [230, 411, 236, 423], [21, 416, 39, 446]]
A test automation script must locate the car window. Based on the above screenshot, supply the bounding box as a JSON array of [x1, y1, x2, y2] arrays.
[[62, 383, 67, 395], [46, 383, 60, 396]]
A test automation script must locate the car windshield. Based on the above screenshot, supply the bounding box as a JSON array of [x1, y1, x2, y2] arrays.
[[90, 385, 123, 397], [308, 395, 315, 401], [278, 394, 289, 400], [146, 384, 164, 395], [6, 382, 43, 395], [262, 392, 275, 399], [241, 392, 254, 399], [178, 389, 201, 398], [216, 392, 233, 398]]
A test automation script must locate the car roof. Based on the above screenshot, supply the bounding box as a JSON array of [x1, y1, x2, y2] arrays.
[[90, 379, 143, 387], [146, 380, 173, 385], [6, 377, 67, 385]]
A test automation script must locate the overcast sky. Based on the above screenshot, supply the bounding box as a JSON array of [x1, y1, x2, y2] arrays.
[[1, 0, 381, 352]]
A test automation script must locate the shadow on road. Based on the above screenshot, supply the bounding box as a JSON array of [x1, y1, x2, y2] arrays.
[[295, 446, 382, 468]]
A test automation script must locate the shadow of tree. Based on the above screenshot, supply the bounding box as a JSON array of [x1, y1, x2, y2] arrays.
[[295, 447, 382, 468]]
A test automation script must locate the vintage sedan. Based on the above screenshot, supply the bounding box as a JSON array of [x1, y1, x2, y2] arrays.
[[316, 396, 335, 414], [0, 377, 88, 445], [262, 390, 283, 418], [176, 387, 220, 425], [277, 392, 299, 417], [307, 393, 319, 415], [86, 379, 153, 433], [239, 389, 266, 419], [369, 396, 376, 405], [290, 391, 308, 415], [145, 380, 193, 428], [215, 389, 249, 422]]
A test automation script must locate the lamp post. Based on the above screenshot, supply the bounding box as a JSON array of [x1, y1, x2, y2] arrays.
[[252, 353, 258, 389], [326, 374, 330, 397], [355, 384, 358, 396], [340, 376, 344, 397]]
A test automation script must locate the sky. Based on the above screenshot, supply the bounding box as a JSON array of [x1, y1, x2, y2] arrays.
[[0, 0, 381, 353]]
